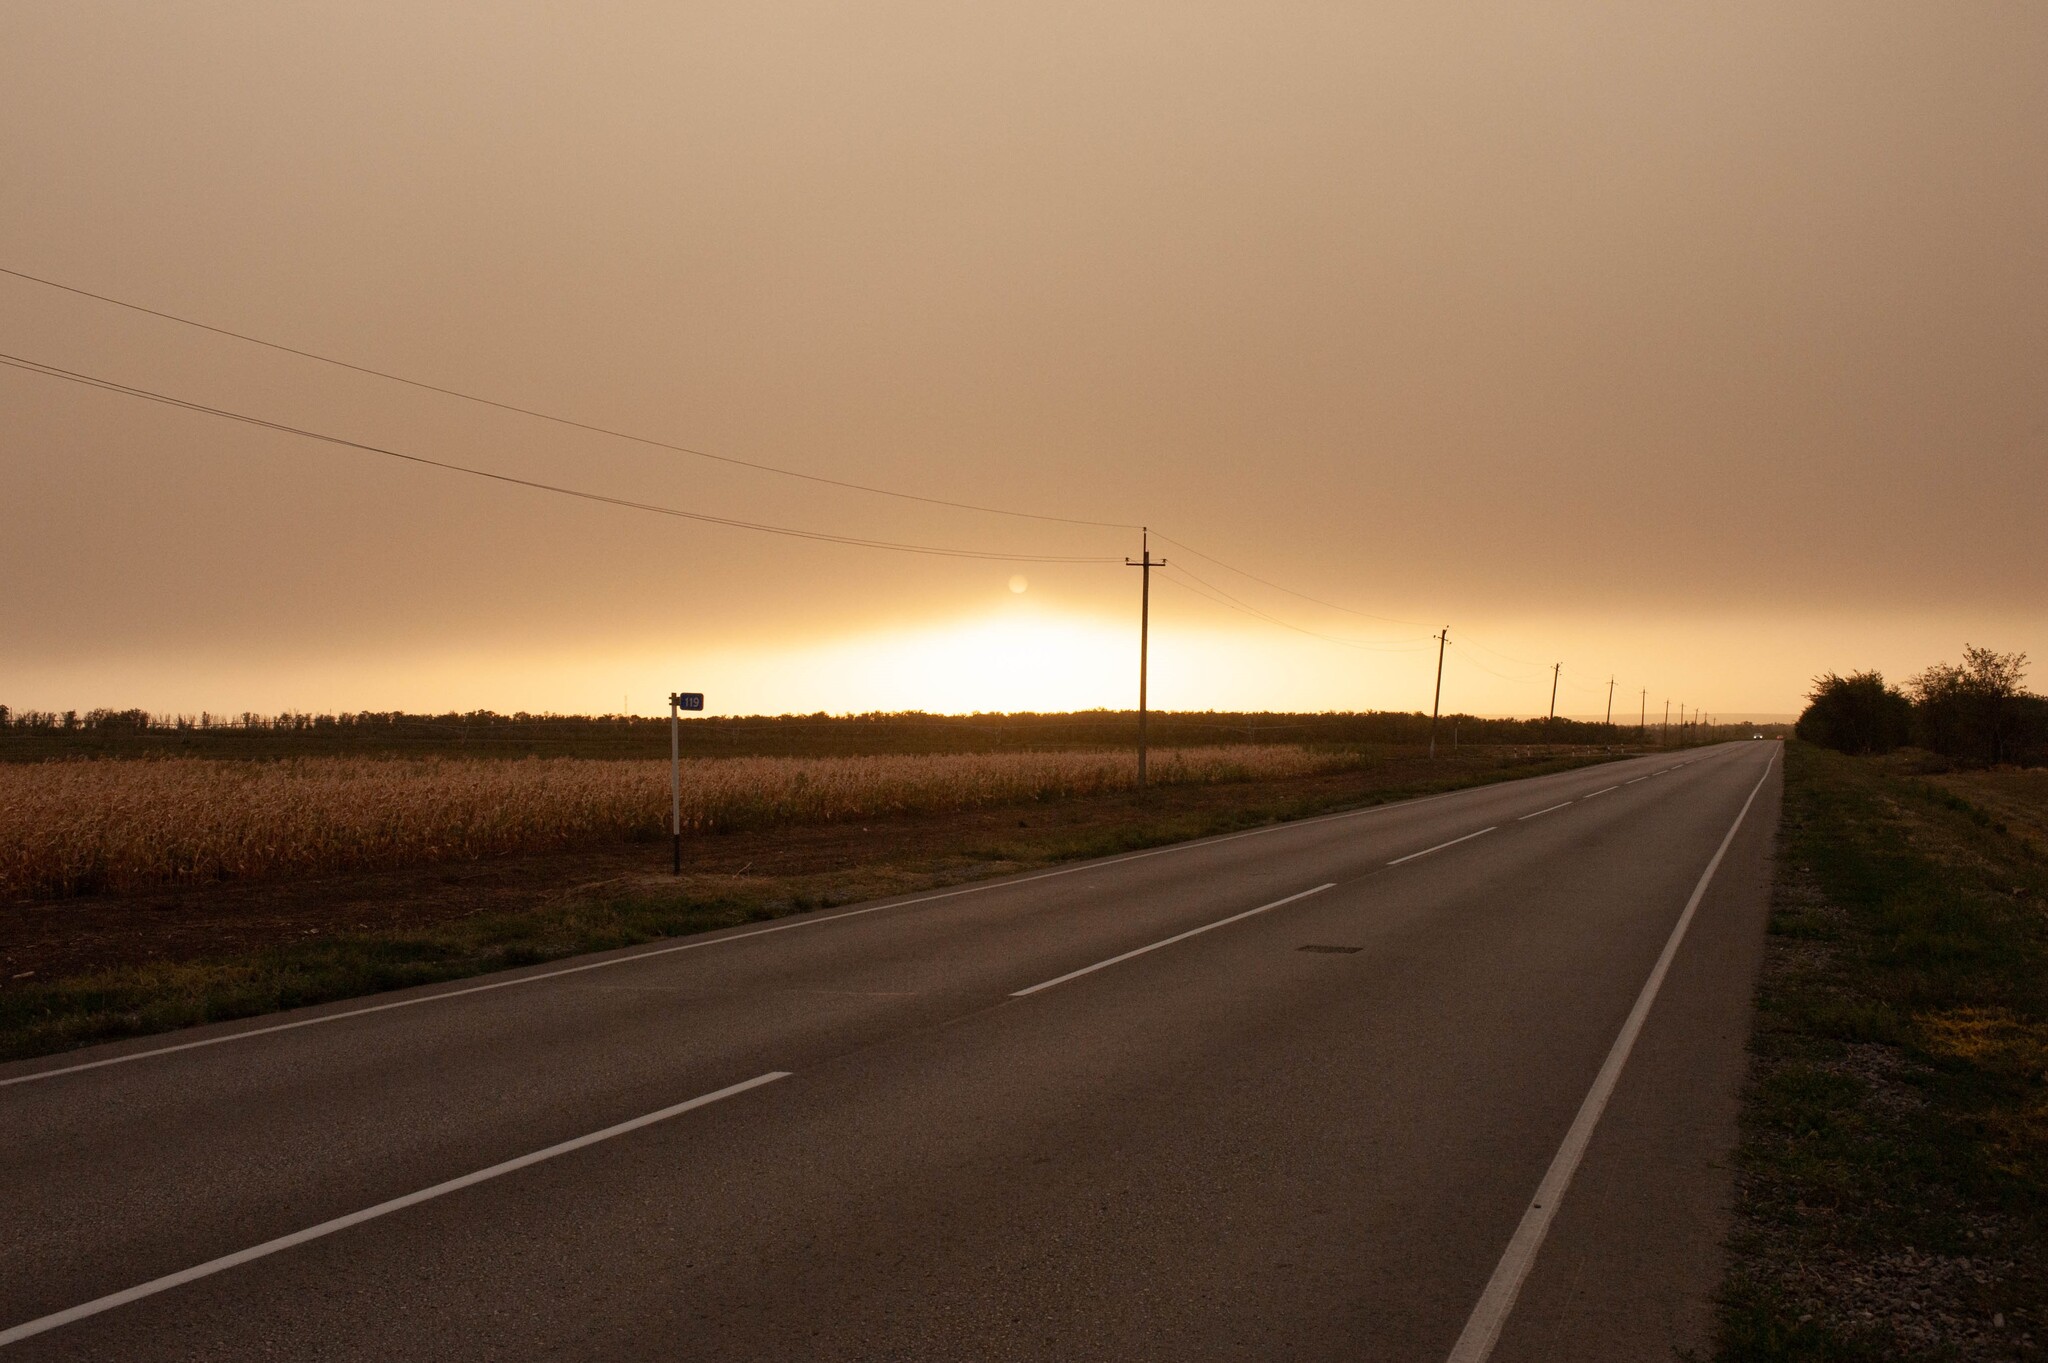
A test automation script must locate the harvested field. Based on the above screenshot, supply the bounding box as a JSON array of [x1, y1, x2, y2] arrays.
[[0, 745, 1360, 900], [0, 745, 1620, 1059]]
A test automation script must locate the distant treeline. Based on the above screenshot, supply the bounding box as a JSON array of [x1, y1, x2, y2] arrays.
[[0, 705, 1754, 762], [1796, 646, 2046, 766]]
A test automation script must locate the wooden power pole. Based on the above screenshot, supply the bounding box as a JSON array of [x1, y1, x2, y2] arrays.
[[1126, 529, 1165, 790]]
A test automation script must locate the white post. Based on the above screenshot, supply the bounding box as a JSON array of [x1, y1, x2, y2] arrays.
[[669, 694, 682, 875]]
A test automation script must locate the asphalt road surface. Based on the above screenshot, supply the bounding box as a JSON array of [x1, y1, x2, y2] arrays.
[[2, 741, 1782, 1361]]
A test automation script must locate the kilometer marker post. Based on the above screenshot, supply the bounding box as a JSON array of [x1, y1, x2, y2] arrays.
[[667, 690, 705, 874]]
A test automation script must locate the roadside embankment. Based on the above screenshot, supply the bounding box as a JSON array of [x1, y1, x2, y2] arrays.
[[1717, 743, 2047, 1360]]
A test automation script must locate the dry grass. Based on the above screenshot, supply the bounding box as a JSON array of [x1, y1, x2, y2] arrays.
[[0, 745, 1360, 900], [1927, 768, 2048, 859]]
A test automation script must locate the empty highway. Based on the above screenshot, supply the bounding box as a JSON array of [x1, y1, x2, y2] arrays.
[[1, 741, 1781, 1361]]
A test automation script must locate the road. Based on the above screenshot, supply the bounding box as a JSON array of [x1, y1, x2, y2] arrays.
[[1, 741, 1781, 1361]]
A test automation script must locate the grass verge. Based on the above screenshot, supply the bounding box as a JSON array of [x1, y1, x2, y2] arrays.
[[1716, 743, 2047, 1360], [1, 747, 1615, 1063]]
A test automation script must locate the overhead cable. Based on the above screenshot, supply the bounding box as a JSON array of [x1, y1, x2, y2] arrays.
[[1446, 640, 1547, 686], [2, 264, 1662, 694], [1149, 531, 1428, 627], [1160, 563, 1433, 652], [1453, 633, 1557, 675], [0, 264, 1137, 531], [0, 353, 1120, 564]]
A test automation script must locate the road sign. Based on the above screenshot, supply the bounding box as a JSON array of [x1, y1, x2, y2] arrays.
[[670, 692, 704, 711]]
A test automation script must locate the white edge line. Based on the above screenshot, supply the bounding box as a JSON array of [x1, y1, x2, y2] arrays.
[[3, 761, 1627, 1089], [1010, 883, 1336, 997], [1443, 746, 1779, 1363], [1516, 803, 1572, 822], [0, 1071, 790, 1349], [1386, 825, 1497, 866]]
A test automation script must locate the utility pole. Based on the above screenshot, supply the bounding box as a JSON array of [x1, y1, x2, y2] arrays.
[[1663, 699, 1670, 745], [1548, 663, 1561, 723], [1640, 688, 1647, 739], [1126, 528, 1165, 790], [1428, 627, 1449, 758], [1605, 676, 1615, 726]]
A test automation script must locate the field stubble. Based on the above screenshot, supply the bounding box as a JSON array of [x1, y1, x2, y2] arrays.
[[0, 745, 1358, 901]]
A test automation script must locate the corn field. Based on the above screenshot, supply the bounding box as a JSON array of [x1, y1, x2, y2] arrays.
[[0, 745, 1360, 900]]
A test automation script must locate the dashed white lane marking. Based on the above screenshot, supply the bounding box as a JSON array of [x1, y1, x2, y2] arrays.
[[0, 1072, 791, 1348], [1443, 747, 1779, 1363], [1581, 785, 1619, 799], [1625, 777, 1647, 785], [1517, 803, 1573, 822], [1387, 826, 1498, 866], [1011, 884, 1336, 997]]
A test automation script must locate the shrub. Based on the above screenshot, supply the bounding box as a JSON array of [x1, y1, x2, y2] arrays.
[[1796, 671, 1913, 755]]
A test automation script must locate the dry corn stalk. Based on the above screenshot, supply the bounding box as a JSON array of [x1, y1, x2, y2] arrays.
[[0, 745, 1357, 899]]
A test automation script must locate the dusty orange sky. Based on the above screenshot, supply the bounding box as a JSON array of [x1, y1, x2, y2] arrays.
[[3, 3, 2042, 719]]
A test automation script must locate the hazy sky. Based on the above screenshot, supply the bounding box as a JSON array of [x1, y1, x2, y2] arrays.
[[4, 3, 2043, 719]]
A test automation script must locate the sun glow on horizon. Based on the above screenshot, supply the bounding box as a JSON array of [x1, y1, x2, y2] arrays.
[[700, 607, 1138, 715], [7, 600, 1912, 721], [680, 600, 1443, 717]]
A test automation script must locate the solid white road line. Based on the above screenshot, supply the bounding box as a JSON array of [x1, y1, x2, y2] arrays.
[[1516, 804, 1573, 822], [0, 1072, 790, 1349], [1010, 884, 1336, 997], [1443, 746, 1779, 1363], [1581, 785, 1619, 799], [1, 770, 1569, 1091], [1387, 826, 1497, 866]]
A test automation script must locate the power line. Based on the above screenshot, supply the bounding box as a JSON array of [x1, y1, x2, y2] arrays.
[[0, 352, 1120, 564], [1156, 566, 1414, 653], [1, 264, 1681, 700], [11, 346, 1664, 714], [1155, 564, 1257, 615], [0, 264, 1138, 532], [1446, 640, 1548, 686], [1148, 531, 1427, 627], [1159, 563, 1433, 652], [1150, 531, 1606, 682], [1454, 631, 1554, 674]]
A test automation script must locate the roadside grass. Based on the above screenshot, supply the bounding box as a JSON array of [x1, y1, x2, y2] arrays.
[[1923, 767, 2048, 861], [0, 748, 1613, 1063], [1716, 743, 2048, 1361]]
